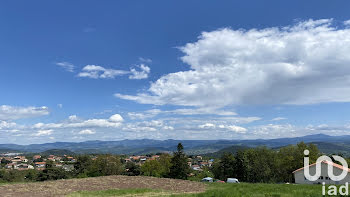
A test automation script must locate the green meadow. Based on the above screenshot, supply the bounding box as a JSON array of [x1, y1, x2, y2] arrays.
[[69, 183, 339, 197]]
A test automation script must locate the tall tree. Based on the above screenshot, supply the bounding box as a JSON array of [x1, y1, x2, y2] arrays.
[[212, 152, 236, 180], [168, 143, 190, 179]]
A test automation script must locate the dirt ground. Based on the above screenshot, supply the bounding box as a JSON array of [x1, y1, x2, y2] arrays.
[[0, 175, 206, 197]]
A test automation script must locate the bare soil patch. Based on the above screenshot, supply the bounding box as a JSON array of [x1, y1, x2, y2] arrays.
[[0, 176, 206, 197]]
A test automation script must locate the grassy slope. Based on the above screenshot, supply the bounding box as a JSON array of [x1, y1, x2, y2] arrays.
[[69, 183, 336, 197]]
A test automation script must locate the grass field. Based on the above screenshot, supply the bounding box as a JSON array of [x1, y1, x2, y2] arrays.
[[177, 183, 327, 197], [70, 183, 337, 197], [0, 176, 344, 197]]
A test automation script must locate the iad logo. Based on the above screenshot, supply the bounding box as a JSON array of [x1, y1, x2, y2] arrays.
[[304, 150, 350, 195], [303, 149, 348, 181]]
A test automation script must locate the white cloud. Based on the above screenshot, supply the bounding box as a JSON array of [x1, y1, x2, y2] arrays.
[[129, 64, 151, 79], [128, 112, 154, 120], [32, 129, 53, 136], [198, 123, 216, 129], [122, 120, 165, 133], [197, 123, 247, 133], [78, 65, 129, 79], [139, 57, 152, 63], [169, 107, 236, 116], [0, 121, 17, 130], [127, 107, 236, 120], [163, 126, 174, 130], [78, 64, 151, 80], [344, 20, 350, 26], [109, 114, 124, 122], [78, 129, 96, 135], [252, 124, 297, 138], [56, 62, 75, 72], [271, 117, 287, 121], [57, 104, 63, 109], [116, 19, 350, 107], [33, 114, 124, 130], [0, 105, 49, 121], [68, 115, 79, 122], [226, 125, 247, 133]]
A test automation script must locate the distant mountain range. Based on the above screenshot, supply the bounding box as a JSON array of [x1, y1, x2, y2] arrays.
[[1, 134, 350, 156]]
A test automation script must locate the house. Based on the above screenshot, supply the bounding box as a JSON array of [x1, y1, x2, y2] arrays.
[[196, 156, 203, 160], [16, 164, 34, 170], [199, 161, 209, 167], [11, 158, 22, 163], [293, 160, 350, 184], [33, 155, 41, 160], [140, 158, 147, 162], [5, 163, 16, 169], [34, 162, 46, 168], [191, 165, 202, 171]]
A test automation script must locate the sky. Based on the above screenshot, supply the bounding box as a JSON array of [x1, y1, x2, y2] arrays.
[[1, 1, 350, 144]]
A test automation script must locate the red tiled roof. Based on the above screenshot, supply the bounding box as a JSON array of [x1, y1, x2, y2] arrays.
[[34, 162, 46, 165], [292, 160, 350, 173]]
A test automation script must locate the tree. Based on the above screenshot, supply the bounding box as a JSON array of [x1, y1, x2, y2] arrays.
[[168, 143, 190, 179], [275, 142, 320, 183], [212, 152, 236, 181], [141, 160, 162, 177], [124, 162, 141, 176], [88, 155, 123, 177], [141, 154, 171, 178], [36, 161, 70, 181], [234, 150, 247, 181], [243, 147, 277, 183], [25, 170, 38, 181], [74, 155, 93, 176]]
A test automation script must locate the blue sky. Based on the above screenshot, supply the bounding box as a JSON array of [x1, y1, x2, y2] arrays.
[[1, 1, 350, 144]]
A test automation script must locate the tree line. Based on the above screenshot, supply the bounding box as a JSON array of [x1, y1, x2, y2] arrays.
[[0, 142, 321, 183]]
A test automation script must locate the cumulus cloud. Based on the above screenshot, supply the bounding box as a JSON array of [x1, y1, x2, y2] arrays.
[[0, 105, 49, 121], [122, 120, 166, 132], [0, 121, 17, 131], [68, 115, 79, 122], [78, 65, 129, 79], [78, 129, 96, 135], [198, 123, 247, 133], [129, 64, 151, 79], [33, 114, 124, 130], [116, 19, 350, 107], [226, 125, 247, 133], [32, 129, 53, 136], [56, 62, 75, 72], [109, 114, 124, 122]]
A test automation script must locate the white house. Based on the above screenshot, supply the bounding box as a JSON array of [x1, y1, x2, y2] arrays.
[[293, 160, 350, 184]]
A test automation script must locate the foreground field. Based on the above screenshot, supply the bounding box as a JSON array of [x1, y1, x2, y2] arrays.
[[178, 183, 327, 197], [0, 176, 205, 197], [0, 176, 338, 197], [71, 182, 330, 197]]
